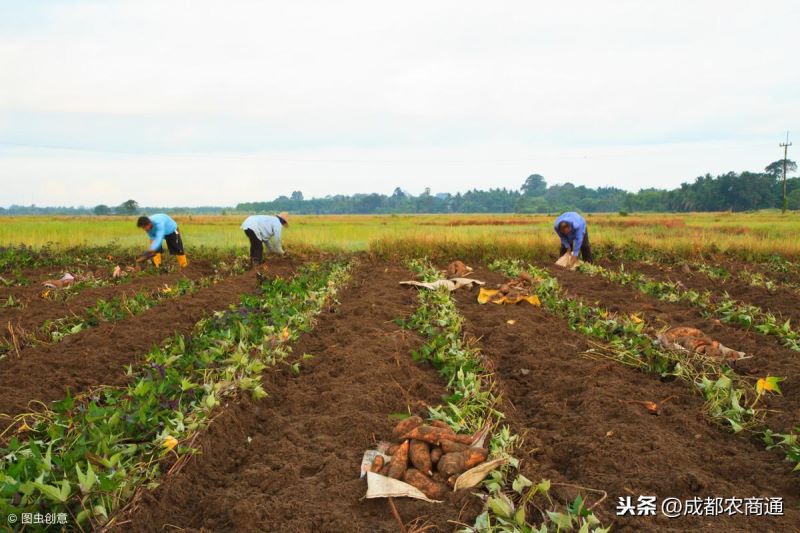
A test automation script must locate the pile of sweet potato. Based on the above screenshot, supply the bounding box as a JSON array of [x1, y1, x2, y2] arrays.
[[489, 271, 535, 302], [370, 416, 489, 499]]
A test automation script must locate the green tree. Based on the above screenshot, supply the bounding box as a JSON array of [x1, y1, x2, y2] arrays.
[[521, 174, 547, 196], [93, 204, 111, 215], [117, 199, 139, 215], [290, 191, 304, 201], [788, 188, 800, 210], [765, 159, 797, 178]]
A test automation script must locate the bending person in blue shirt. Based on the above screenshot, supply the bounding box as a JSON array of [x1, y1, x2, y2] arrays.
[[554, 212, 593, 263], [241, 212, 288, 267], [136, 214, 188, 268]]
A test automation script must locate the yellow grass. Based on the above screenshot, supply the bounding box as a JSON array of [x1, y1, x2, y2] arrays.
[[0, 212, 798, 259]]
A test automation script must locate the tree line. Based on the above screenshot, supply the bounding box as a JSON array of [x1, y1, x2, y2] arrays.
[[236, 159, 799, 214], [1, 159, 797, 215]]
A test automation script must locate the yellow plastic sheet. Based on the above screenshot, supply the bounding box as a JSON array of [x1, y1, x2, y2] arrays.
[[478, 288, 540, 306]]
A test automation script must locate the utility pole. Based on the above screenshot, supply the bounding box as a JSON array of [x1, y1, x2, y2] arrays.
[[780, 132, 792, 214]]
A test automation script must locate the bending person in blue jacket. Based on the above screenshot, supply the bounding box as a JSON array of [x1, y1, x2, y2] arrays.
[[241, 212, 288, 267], [554, 212, 593, 263], [136, 214, 188, 268]]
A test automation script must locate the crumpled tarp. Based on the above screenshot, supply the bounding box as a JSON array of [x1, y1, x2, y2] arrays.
[[365, 471, 441, 503], [555, 252, 580, 270], [400, 278, 485, 292], [42, 273, 75, 289], [478, 288, 540, 306]]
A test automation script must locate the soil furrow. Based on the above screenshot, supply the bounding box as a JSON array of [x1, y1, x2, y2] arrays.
[[455, 266, 800, 532], [0, 260, 219, 344], [617, 260, 800, 326], [544, 263, 800, 434], [0, 260, 298, 432], [119, 263, 478, 533]]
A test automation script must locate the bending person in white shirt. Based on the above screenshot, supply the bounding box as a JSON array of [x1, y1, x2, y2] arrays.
[[240, 212, 289, 267]]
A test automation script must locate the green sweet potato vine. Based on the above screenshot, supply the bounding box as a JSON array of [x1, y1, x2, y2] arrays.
[[0, 260, 351, 530], [491, 259, 800, 474], [405, 259, 609, 533]]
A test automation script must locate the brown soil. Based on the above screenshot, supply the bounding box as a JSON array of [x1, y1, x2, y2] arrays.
[[0, 265, 79, 285], [0, 260, 218, 345], [0, 259, 299, 433], [544, 264, 800, 435], [723, 259, 800, 287], [455, 266, 800, 532], [622, 260, 800, 326], [117, 263, 479, 533]]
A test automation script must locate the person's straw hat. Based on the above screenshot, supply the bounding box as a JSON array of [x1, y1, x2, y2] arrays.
[[277, 212, 289, 225]]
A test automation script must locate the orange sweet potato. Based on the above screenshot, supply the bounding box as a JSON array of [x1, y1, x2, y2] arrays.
[[430, 446, 443, 464], [449, 433, 476, 445], [385, 443, 399, 456], [400, 420, 475, 446], [440, 439, 468, 454], [403, 468, 449, 499], [429, 420, 451, 430], [401, 425, 458, 445], [387, 440, 410, 479], [392, 416, 423, 440], [437, 448, 488, 476], [409, 439, 432, 475], [370, 455, 385, 473]]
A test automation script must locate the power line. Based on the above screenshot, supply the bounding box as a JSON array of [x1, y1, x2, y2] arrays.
[[780, 131, 792, 214]]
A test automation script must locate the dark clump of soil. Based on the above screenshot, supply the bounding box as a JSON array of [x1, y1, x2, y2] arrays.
[[0, 260, 219, 346], [0, 260, 298, 433], [453, 266, 800, 532], [546, 263, 800, 435], [118, 262, 480, 533]]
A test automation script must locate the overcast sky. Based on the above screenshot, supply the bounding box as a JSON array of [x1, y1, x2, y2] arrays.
[[1, 1, 798, 207]]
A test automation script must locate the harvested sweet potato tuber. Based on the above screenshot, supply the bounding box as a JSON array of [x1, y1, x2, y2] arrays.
[[437, 447, 489, 476], [401, 425, 457, 445], [429, 420, 451, 430], [447, 432, 476, 445], [505, 289, 521, 300], [441, 439, 468, 454], [385, 443, 399, 456], [402, 424, 476, 446], [403, 468, 449, 500], [462, 447, 488, 468], [392, 416, 423, 440], [446, 260, 469, 278], [370, 455, 385, 473], [430, 446, 443, 464], [409, 439, 433, 475], [518, 271, 533, 284], [387, 440, 410, 479]]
